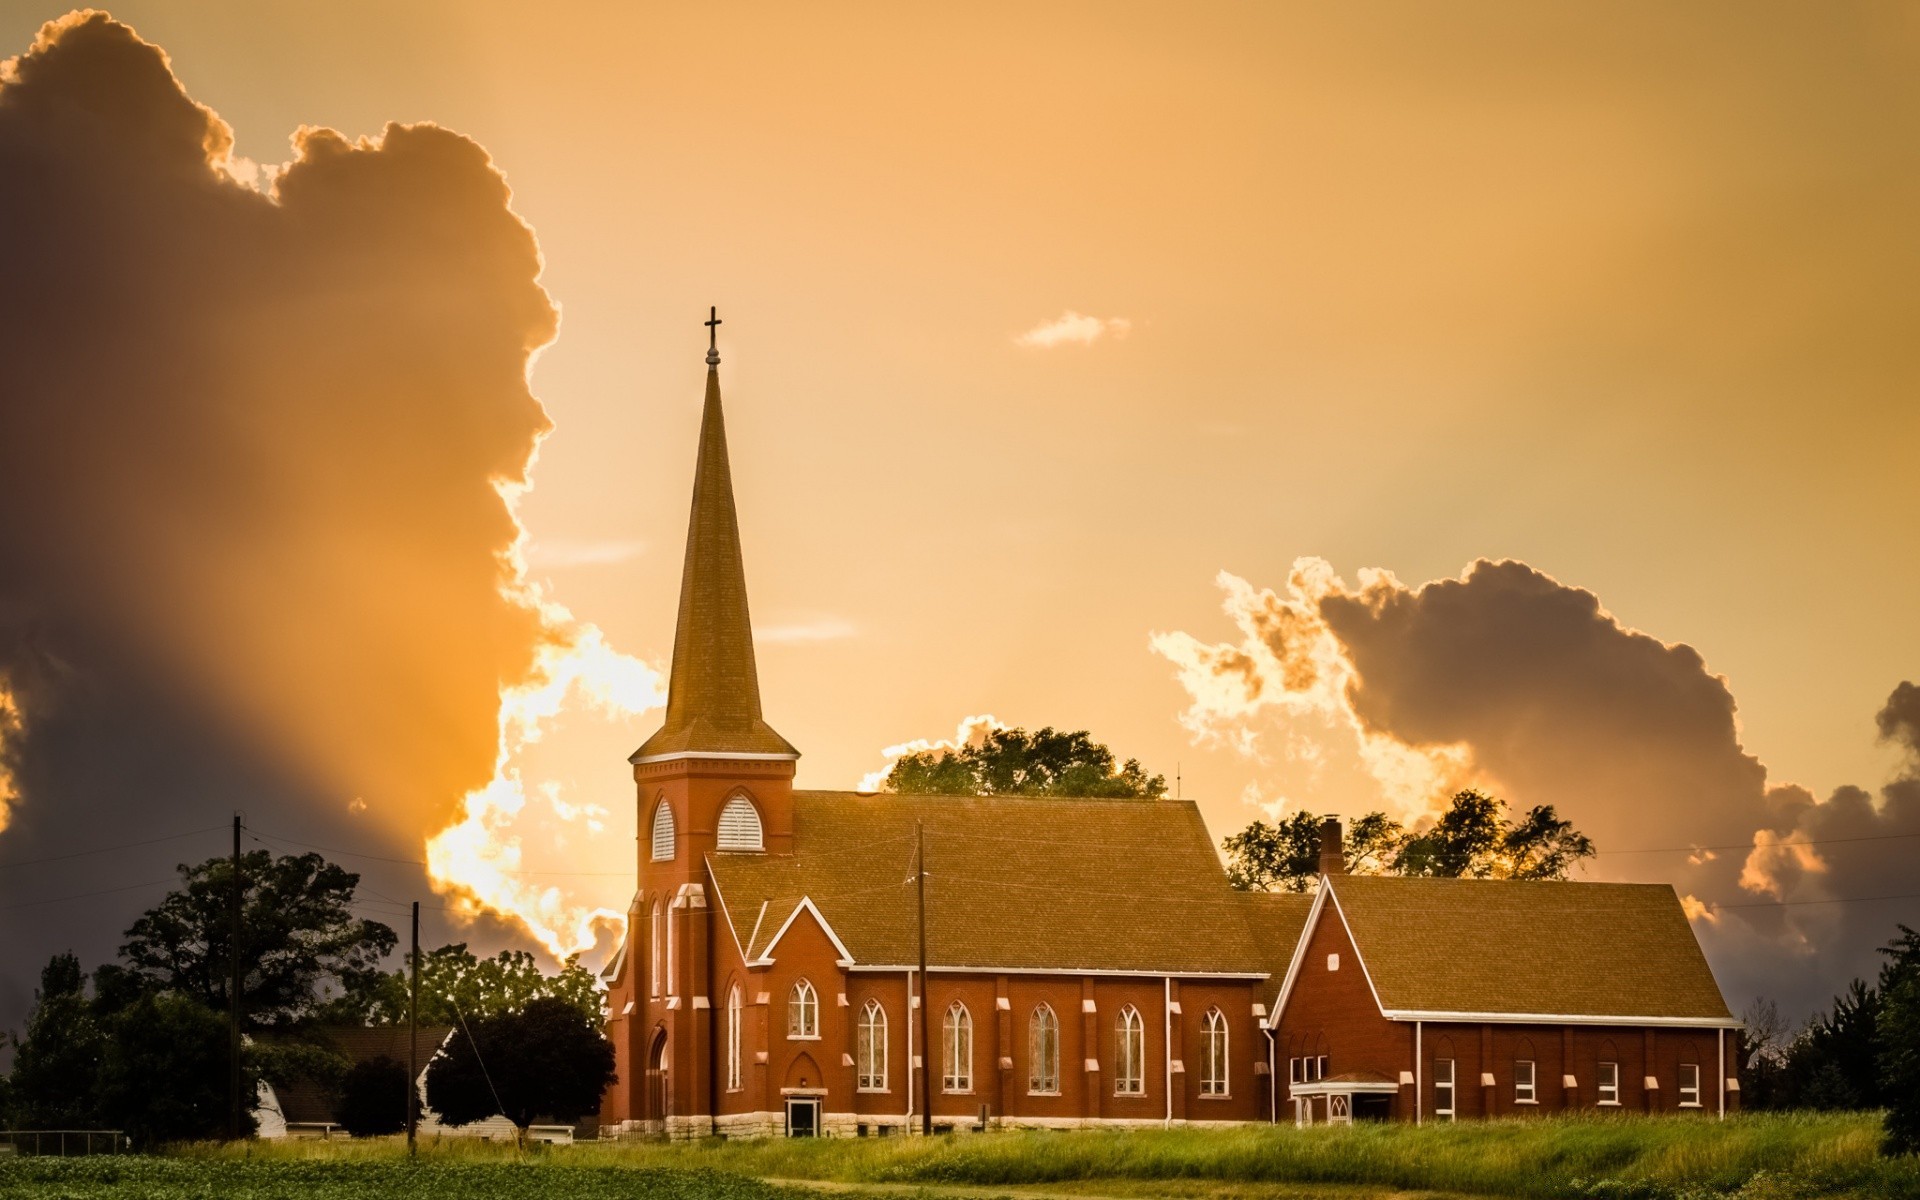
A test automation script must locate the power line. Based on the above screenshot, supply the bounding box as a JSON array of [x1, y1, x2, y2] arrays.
[[1705, 891, 1920, 911], [0, 876, 179, 911], [1598, 830, 1920, 856], [244, 825, 633, 877], [0, 825, 226, 869]]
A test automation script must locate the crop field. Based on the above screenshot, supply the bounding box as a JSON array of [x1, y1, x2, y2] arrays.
[[0, 1113, 1914, 1200]]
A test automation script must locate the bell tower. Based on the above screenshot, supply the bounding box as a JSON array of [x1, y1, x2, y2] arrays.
[[612, 309, 798, 1136]]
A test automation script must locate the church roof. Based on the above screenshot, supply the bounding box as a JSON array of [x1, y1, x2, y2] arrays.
[[1321, 874, 1735, 1023], [632, 358, 795, 762], [706, 790, 1272, 977]]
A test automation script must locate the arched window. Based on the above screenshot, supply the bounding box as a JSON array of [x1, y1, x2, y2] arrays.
[[666, 898, 677, 997], [648, 899, 662, 998], [857, 1000, 888, 1091], [1028, 1004, 1060, 1095], [788, 979, 819, 1038], [726, 985, 743, 1091], [1115, 1005, 1145, 1095], [1200, 1007, 1229, 1096], [716, 794, 764, 852], [943, 1002, 973, 1093], [650, 798, 676, 862]]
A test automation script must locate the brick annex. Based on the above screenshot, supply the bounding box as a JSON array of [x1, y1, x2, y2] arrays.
[[598, 326, 1740, 1138]]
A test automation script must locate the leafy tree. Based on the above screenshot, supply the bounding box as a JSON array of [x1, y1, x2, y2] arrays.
[[425, 996, 615, 1135], [336, 1055, 409, 1138], [96, 992, 252, 1146], [885, 727, 1165, 799], [346, 943, 605, 1026], [8, 954, 105, 1129], [1878, 925, 1920, 1154], [1224, 790, 1595, 891], [119, 850, 395, 1029], [1222, 812, 1324, 892]]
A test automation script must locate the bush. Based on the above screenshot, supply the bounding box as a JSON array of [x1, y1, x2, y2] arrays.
[[336, 1055, 410, 1138]]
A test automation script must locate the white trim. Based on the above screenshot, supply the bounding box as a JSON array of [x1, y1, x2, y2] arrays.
[[754, 897, 856, 965], [1289, 1079, 1399, 1097], [1163, 978, 1173, 1129], [1380, 1009, 1742, 1029], [630, 749, 800, 765], [849, 963, 1267, 980], [1414, 1021, 1422, 1126], [1717, 1028, 1726, 1120], [1267, 884, 1343, 1026], [650, 798, 677, 862]]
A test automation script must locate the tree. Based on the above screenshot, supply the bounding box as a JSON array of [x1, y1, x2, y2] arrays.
[[96, 992, 252, 1146], [7, 954, 105, 1129], [1878, 925, 1920, 1155], [425, 996, 615, 1135], [336, 1055, 410, 1138], [119, 850, 396, 1029], [344, 943, 605, 1027], [1221, 812, 1323, 892], [1223, 790, 1595, 891], [885, 727, 1165, 799]]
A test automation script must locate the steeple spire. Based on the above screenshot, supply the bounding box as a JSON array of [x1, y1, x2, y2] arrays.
[[631, 313, 797, 763]]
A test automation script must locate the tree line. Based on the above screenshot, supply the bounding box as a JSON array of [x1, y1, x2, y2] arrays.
[[0, 849, 613, 1146]]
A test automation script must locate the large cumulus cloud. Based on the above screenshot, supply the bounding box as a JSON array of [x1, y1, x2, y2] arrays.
[[1155, 558, 1919, 1015], [0, 13, 640, 1032]]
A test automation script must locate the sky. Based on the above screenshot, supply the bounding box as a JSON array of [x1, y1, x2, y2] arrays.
[[0, 2, 1915, 1035]]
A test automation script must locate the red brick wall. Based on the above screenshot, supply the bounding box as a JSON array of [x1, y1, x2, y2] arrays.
[[1273, 896, 1737, 1125], [1272, 896, 1413, 1120]]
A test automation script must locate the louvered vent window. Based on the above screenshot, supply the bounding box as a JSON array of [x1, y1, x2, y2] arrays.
[[651, 799, 676, 861], [716, 795, 764, 852]]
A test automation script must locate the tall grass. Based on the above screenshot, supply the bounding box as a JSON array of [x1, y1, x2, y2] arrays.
[[178, 1113, 1920, 1200]]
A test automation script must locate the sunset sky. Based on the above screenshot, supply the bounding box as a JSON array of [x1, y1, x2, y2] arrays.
[[0, 2, 1915, 1033]]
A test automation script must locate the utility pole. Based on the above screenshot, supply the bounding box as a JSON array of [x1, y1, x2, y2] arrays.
[[408, 900, 420, 1157], [228, 813, 243, 1141], [916, 821, 931, 1137]]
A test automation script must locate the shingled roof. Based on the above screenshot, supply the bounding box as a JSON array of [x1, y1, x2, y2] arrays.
[[706, 790, 1271, 977], [632, 360, 796, 762], [1315, 875, 1734, 1024]]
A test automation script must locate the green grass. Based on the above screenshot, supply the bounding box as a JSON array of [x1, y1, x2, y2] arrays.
[[4, 1113, 1913, 1200]]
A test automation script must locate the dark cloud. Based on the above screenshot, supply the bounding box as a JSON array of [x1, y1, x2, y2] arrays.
[[0, 13, 562, 1034], [1158, 558, 1920, 1017]]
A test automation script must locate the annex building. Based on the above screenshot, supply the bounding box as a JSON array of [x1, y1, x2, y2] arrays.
[[597, 325, 1741, 1138]]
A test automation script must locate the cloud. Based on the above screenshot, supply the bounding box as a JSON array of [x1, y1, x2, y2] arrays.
[[1154, 557, 1920, 1014], [0, 12, 659, 1010], [756, 617, 858, 645], [1013, 310, 1132, 349], [523, 538, 647, 569], [858, 713, 1006, 792]]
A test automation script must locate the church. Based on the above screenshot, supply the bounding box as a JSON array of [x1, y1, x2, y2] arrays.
[[597, 321, 1741, 1138]]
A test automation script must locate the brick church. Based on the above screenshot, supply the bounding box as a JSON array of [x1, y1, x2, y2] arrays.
[[598, 324, 1741, 1137]]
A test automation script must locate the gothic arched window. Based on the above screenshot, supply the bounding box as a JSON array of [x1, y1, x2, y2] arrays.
[[716, 794, 764, 852], [1028, 1004, 1060, 1095], [789, 979, 819, 1038], [650, 797, 676, 862], [648, 899, 662, 999], [857, 999, 888, 1091], [1115, 1005, 1145, 1095], [943, 1002, 973, 1093], [1200, 1007, 1229, 1096], [726, 984, 744, 1091]]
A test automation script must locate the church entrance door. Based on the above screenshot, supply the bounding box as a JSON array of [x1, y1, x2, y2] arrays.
[[647, 1030, 670, 1121], [785, 1097, 821, 1137]]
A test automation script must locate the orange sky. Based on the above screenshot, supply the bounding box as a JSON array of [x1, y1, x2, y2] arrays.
[[2, 2, 1916, 1004]]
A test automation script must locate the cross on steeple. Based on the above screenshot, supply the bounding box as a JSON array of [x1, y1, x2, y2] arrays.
[[705, 306, 722, 367]]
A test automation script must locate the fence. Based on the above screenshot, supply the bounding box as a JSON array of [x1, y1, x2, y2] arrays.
[[0, 1130, 129, 1156]]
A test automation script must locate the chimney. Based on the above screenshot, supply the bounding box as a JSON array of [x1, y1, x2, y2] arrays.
[[1318, 814, 1345, 876]]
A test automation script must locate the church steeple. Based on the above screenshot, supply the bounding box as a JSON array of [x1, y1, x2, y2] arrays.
[[631, 311, 797, 763]]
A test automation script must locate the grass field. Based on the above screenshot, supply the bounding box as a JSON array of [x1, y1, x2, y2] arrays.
[[1, 1113, 1913, 1200]]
